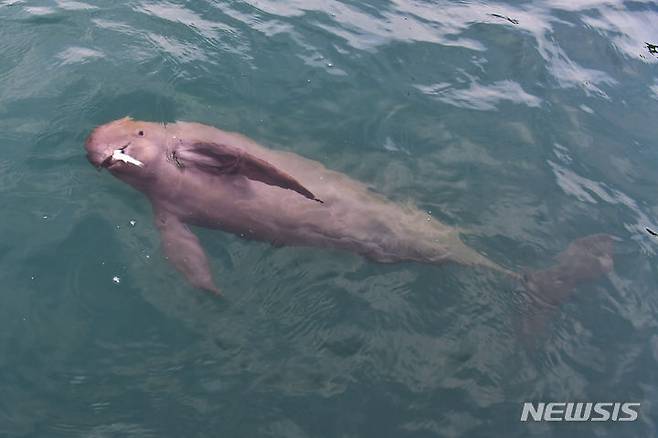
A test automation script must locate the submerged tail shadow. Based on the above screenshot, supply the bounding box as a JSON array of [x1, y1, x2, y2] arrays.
[[515, 234, 616, 346]]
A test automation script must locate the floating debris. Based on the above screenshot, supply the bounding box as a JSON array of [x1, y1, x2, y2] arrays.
[[491, 13, 519, 25]]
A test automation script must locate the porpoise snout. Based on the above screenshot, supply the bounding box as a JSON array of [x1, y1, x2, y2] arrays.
[[84, 128, 118, 169], [85, 128, 144, 170], [84, 129, 105, 168]]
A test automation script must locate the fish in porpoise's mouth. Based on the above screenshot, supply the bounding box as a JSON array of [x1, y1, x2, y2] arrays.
[[111, 149, 144, 167], [100, 144, 144, 168]]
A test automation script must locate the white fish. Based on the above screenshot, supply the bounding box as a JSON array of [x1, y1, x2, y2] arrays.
[[112, 149, 144, 167]]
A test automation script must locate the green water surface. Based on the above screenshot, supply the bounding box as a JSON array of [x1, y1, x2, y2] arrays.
[[1, 1, 657, 437]]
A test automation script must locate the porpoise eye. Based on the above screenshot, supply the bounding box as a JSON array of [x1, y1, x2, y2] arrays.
[[138, 130, 144, 136]]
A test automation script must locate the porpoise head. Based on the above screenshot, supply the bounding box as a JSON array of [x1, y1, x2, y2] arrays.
[[86, 117, 324, 202], [85, 117, 166, 179]]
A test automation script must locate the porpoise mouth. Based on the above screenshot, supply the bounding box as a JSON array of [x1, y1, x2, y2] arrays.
[[99, 143, 144, 169]]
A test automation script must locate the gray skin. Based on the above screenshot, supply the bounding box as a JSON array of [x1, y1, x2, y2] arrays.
[[84, 117, 614, 297]]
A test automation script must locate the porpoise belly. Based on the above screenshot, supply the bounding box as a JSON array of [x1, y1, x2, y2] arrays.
[[160, 168, 502, 272], [157, 123, 508, 272]]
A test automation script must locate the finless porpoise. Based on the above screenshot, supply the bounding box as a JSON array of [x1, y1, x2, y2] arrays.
[[84, 117, 614, 298]]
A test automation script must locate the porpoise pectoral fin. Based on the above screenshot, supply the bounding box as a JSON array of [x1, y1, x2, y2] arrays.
[[154, 209, 221, 295], [177, 141, 323, 203]]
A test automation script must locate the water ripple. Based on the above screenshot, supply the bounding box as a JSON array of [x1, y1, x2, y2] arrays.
[[56, 46, 103, 65], [134, 1, 237, 40], [55, 0, 95, 11], [0, 0, 657, 436], [417, 80, 542, 111]]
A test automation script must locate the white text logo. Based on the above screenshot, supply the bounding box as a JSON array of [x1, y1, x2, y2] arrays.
[[520, 402, 640, 422]]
